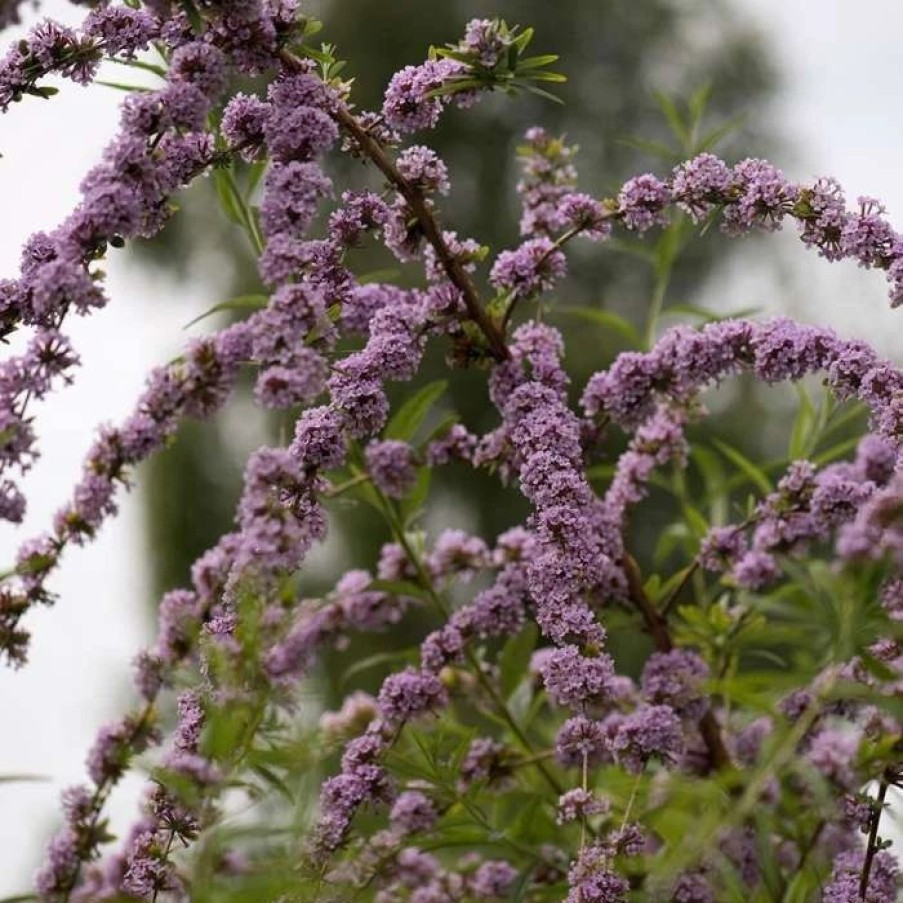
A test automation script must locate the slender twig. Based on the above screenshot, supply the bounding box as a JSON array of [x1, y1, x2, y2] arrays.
[[860, 776, 890, 900], [333, 103, 510, 361], [658, 561, 700, 618], [500, 224, 584, 331], [777, 819, 824, 902], [324, 472, 371, 497], [59, 702, 156, 900], [617, 771, 643, 834], [151, 829, 176, 903], [623, 554, 731, 771], [278, 51, 510, 362], [366, 479, 563, 796]]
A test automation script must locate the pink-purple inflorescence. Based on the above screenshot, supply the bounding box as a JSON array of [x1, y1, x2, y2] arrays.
[[0, 5, 900, 902]]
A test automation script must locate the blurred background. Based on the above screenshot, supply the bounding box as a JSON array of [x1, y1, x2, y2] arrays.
[[1, 0, 902, 890]]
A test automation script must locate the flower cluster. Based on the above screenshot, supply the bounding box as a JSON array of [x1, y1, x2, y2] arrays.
[[1, 7, 901, 903]]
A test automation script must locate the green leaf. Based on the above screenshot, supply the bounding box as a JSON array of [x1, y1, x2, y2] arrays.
[[95, 80, 151, 93], [696, 113, 748, 154], [519, 70, 567, 83], [616, 134, 677, 161], [28, 85, 59, 99], [400, 466, 432, 527], [688, 83, 713, 126], [788, 382, 816, 460], [663, 303, 761, 324], [213, 167, 243, 226], [812, 435, 861, 466], [358, 268, 401, 285], [520, 84, 565, 104], [426, 79, 486, 98], [182, 294, 268, 330], [555, 306, 641, 347], [511, 26, 534, 53], [244, 160, 267, 199], [781, 868, 820, 903], [0, 774, 49, 783], [712, 438, 773, 495], [498, 623, 538, 699], [515, 53, 559, 69], [682, 503, 709, 540], [297, 45, 333, 65], [384, 380, 448, 442], [653, 91, 689, 146], [248, 762, 295, 802], [506, 866, 534, 903], [341, 649, 417, 687], [366, 579, 431, 603], [107, 56, 167, 77], [178, 0, 204, 33], [420, 413, 462, 449]]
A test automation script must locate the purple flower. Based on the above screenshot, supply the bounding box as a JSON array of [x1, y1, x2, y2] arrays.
[[470, 860, 518, 898], [462, 18, 506, 67], [610, 704, 683, 773], [259, 161, 332, 240], [822, 849, 898, 903], [329, 191, 390, 247], [617, 173, 671, 232], [83, 6, 158, 58], [420, 624, 465, 672], [329, 371, 390, 438], [641, 650, 709, 719], [490, 237, 567, 298], [426, 529, 489, 581], [122, 828, 176, 898], [671, 872, 715, 903], [567, 843, 630, 903], [698, 525, 747, 572], [427, 423, 476, 466], [291, 406, 347, 472], [555, 715, 611, 768], [558, 192, 611, 241], [396, 145, 450, 194], [671, 153, 732, 221], [365, 439, 417, 499], [86, 720, 133, 786], [254, 349, 328, 410], [460, 737, 512, 787], [722, 158, 797, 234], [377, 668, 448, 724], [556, 788, 608, 824], [517, 127, 579, 237], [390, 791, 437, 835], [731, 549, 778, 590], [221, 93, 271, 160], [841, 196, 895, 267], [541, 645, 615, 709], [382, 59, 461, 133], [34, 827, 79, 894], [264, 104, 338, 164], [798, 176, 847, 260], [320, 691, 378, 740], [806, 728, 860, 791], [460, 565, 528, 639], [336, 569, 403, 631], [169, 41, 228, 99]]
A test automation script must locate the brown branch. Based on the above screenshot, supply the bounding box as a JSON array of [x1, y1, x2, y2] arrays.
[[331, 104, 510, 361], [277, 51, 510, 361], [623, 554, 732, 771]]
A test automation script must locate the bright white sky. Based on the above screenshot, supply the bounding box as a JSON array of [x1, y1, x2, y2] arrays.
[[0, 0, 901, 891]]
